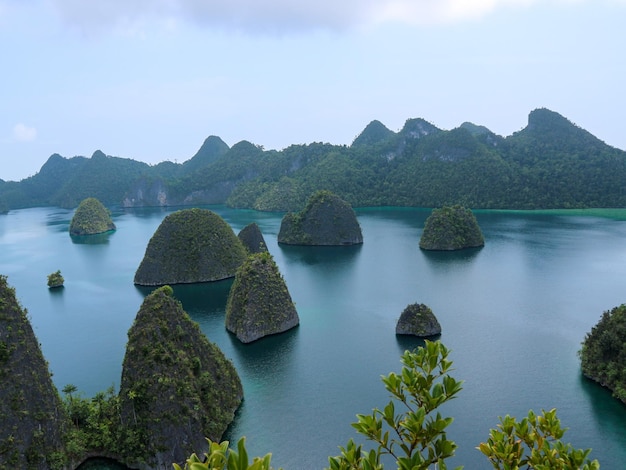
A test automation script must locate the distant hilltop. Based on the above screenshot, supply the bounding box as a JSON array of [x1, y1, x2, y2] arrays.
[[2, 108, 626, 212]]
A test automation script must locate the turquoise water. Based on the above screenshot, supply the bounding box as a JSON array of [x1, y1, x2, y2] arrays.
[[1, 206, 626, 469]]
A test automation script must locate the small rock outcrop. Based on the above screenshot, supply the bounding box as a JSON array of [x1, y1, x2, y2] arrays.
[[134, 208, 248, 286], [226, 252, 299, 343], [277, 190, 363, 245], [238, 222, 268, 254], [419, 205, 484, 251], [119, 286, 243, 469], [395, 303, 442, 337], [47, 270, 64, 288], [69, 197, 116, 235], [0, 275, 68, 469]]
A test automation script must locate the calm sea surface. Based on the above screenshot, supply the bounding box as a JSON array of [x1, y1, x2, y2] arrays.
[[1, 205, 626, 469]]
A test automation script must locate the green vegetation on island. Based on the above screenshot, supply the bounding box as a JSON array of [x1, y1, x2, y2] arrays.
[[419, 205, 485, 251], [580, 304, 626, 403], [118, 286, 243, 468], [225, 251, 299, 343], [0, 273, 602, 469], [69, 197, 116, 236], [0, 275, 68, 470], [47, 270, 64, 288], [395, 303, 441, 337], [237, 222, 268, 254], [4, 108, 625, 212], [134, 208, 248, 286], [277, 190, 363, 246], [174, 341, 599, 470]]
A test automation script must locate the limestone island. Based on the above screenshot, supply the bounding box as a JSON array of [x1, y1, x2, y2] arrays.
[[419, 205, 484, 251], [277, 190, 363, 245], [69, 197, 116, 236], [0, 275, 67, 469], [119, 286, 243, 469], [226, 251, 299, 343], [238, 222, 268, 254], [134, 208, 247, 286], [580, 304, 626, 404], [396, 303, 442, 337]]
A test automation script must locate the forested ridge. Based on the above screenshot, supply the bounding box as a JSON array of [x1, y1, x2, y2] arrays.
[[1, 108, 625, 212]]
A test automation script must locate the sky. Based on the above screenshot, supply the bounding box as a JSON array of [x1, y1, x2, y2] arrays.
[[1, 0, 625, 181]]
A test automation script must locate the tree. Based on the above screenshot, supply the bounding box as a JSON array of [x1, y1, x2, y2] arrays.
[[478, 409, 599, 469], [62, 383, 77, 401], [173, 437, 275, 470], [327, 340, 462, 470]]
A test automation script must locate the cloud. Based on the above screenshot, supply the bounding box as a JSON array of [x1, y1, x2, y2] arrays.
[[46, 0, 544, 35], [13, 123, 37, 142]]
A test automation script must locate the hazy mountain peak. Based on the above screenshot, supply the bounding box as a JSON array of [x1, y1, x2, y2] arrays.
[[459, 122, 492, 136], [399, 118, 440, 139], [183, 135, 230, 172], [514, 107, 601, 147], [352, 120, 395, 147]]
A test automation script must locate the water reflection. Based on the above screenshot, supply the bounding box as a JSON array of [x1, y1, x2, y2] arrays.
[[580, 374, 626, 432], [395, 334, 428, 355], [119, 205, 172, 220], [133, 279, 235, 315], [48, 285, 65, 296], [70, 231, 115, 245], [356, 206, 431, 230], [278, 244, 362, 266], [170, 280, 234, 313], [228, 325, 300, 379], [420, 246, 482, 269], [45, 208, 73, 232]]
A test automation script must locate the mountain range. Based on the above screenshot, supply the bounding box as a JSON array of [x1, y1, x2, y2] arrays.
[[1, 108, 624, 212]]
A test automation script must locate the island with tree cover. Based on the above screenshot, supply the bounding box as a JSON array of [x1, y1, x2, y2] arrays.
[[69, 197, 116, 236], [0, 275, 68, 470], [4, 109, 625, 213], [47, 270, 64, 289], [0, 275, 602, 469], [134, 208, 248, 286], [225, 251, 299, 343], [277, 190, 363, 245], [237, 222, 268, 254], [395, 303, 442, 337], [580, 304, 626, 403], [419, 205, 485, 251], [118, 286, 243, 468]]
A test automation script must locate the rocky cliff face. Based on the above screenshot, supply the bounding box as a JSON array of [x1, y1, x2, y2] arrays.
[[237, 222, 268, 254], [122, 177, 170, 207], [0, 275, 68, 469], [395, 303, 441, 337], [277, 190, 363, 246], [225, 252, 299, 343], [419, 205, 484, 251], [69, 197, 116, 235], [119, 286, 243, 469], [134, 208, 248, 286]]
